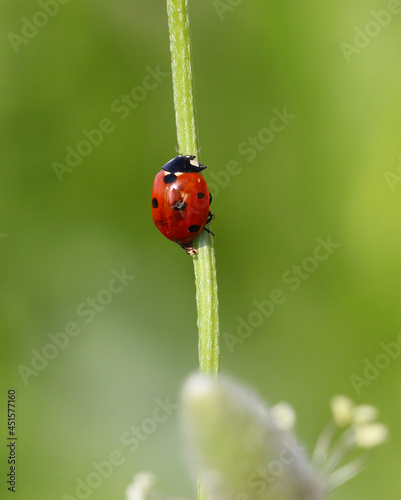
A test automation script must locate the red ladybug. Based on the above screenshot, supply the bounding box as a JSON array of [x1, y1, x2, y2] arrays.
[[151, 154, 213, 255]]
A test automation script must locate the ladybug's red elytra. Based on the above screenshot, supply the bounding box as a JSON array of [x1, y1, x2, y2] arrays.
[[151, 154, 213, 255]]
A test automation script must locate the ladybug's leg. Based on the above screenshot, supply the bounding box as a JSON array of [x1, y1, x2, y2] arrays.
[[179, 243, 198, 256], [204, 211, 215, 237]]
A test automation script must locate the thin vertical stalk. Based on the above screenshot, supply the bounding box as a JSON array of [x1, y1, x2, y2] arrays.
[[166, 2, 220, 499], [166, 0, 220, 377], [167, 0, 197, 155]]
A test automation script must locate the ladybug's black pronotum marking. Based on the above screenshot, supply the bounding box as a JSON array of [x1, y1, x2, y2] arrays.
[[173, 201, 187, 211], [152, 198, 158, 208], [189, 224, 201, 233], [162, 155, 207, 174]]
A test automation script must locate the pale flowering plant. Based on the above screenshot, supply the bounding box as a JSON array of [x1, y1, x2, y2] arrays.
[[125, 374, 388, 500]]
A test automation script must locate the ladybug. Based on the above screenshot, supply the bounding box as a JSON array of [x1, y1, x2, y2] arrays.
[[151, 154, 213, 255]]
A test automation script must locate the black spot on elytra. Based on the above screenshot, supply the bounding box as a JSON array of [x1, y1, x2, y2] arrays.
[[189, 224, 201, 233], [197, 192, 205, 199], [163, 173, 177, 184], [152, 198, 158, 208], [173, 201, 187, 211]]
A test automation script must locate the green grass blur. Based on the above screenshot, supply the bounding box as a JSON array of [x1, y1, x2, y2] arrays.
[[1, 1, 401, 499]]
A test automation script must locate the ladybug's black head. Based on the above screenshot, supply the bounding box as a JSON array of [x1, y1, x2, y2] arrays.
[[162, 155, 207, 173]]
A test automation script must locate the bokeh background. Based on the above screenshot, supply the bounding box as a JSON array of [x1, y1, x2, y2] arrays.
[[1, 0, 401, 499]]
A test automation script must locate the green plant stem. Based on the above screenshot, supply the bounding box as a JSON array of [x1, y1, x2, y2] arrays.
[[166, 2, 219, 499], [167, 0, 197, 155], [193, 230, 220, 375], [166, 0, 220, 377]]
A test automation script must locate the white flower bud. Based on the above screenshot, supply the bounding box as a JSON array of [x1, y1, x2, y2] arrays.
[[330, 395, 354, 427], [354, 423, 389, 449], [126, 472, 156, 500]]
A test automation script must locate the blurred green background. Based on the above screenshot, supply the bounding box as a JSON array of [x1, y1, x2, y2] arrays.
[[1, 0, 401, 499]]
